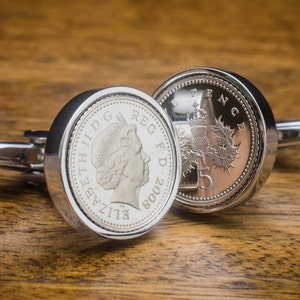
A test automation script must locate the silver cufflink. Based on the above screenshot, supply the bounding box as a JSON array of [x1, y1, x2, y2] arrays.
[[0, 87, 181, 239], [153, 67, 300, 213]]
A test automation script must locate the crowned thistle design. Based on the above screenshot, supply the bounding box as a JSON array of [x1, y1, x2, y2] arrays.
[[177, 94, 240, 181]]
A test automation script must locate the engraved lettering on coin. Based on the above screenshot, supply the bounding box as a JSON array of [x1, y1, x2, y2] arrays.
[[67, 94, 176, 233], [91, 113, 150, 210], [155, 75, 260, 210]]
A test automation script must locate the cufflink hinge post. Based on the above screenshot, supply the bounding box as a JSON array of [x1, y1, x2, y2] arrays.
[[0, 131, 48, 184]]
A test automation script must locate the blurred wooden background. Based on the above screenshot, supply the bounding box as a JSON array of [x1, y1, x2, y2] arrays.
[[0, 0, 299, 299]]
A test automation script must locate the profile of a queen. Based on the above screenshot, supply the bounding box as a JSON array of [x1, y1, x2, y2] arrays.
[[91, 114, 150, 210]]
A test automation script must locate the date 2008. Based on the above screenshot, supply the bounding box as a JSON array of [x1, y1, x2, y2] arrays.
[[142, 177, 164, 209]]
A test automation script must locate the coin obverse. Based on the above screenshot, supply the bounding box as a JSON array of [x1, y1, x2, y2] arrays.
[[44, 87, 181, 239], [153, 67, 278, 213]]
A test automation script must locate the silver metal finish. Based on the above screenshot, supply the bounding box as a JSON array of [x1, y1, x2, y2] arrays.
[[45, 87, 181, 239], [0, 87, 181, 239], [0, 131, 47, 184], [153, 67, 299, 213], [277, 121, 300, 148]]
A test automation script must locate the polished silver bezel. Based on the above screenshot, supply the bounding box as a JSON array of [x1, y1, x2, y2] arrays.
[[153, 67, 278, 212], [44, 87, 181, 239]]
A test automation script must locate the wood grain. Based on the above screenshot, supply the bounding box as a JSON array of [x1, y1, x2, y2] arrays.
[[0, 0, 299, 299]]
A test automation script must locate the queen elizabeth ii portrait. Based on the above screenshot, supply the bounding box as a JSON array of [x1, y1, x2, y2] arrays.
[[91, 114, 150, 210]]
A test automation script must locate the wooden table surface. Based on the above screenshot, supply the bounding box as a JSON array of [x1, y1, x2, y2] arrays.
[[0, 0, 299, 299]]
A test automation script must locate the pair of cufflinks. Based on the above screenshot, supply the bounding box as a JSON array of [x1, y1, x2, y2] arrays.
[[1, 67, 299, 239]]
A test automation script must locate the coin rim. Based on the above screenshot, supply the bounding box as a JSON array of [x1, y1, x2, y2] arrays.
[[44, 87, 182, 239], [153, 67, 278, 212]]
